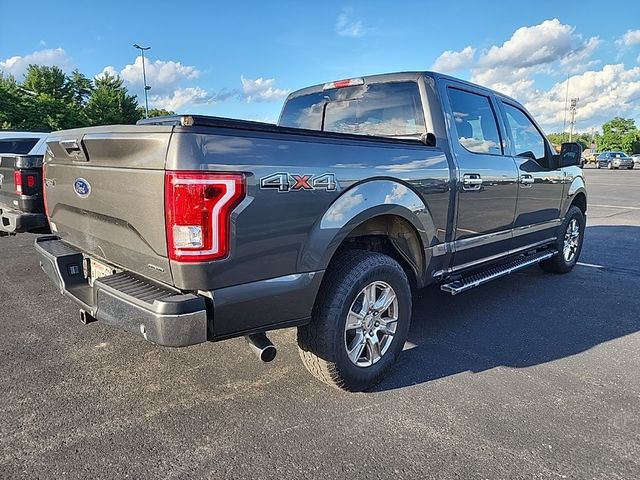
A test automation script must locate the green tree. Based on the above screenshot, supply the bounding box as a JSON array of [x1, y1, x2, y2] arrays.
[[547, 132, 598, 151], [17, 65, 90, 130], [85, 73, 141, 126], [22, 65, 71, 99], [599, 117, 639, 154], [146, 108, 175, 118], [68, 69, 93, 106], [0, 74, 26, 128]]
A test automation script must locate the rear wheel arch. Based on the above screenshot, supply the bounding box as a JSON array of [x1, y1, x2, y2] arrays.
[[331, 214, 426, 290], [298, 180, 437, 285]]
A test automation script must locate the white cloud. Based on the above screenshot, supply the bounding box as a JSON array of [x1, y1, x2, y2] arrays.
[[469, 19, 600, 96], [618, 30, 640, 47], [96, 66, 118, 79], [429, 19, 640, 132], [525, 64, 640, 132], [432, 46, 475, 72], [114, 57, 200, 94], [478, 19, 580, 70], [240, 75, 289, 102], [0, 48, 72, 78], [149, 87, 210, 111], [98, 58, 210, 111], [336, 8, 365, 38]]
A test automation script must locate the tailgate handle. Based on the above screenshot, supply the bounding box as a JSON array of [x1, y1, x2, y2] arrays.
[[59, 140, 83, 157]]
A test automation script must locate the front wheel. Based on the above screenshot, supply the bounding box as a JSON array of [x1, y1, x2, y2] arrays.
[[539, 205, 585, 274], [297, 250, 412, 391]]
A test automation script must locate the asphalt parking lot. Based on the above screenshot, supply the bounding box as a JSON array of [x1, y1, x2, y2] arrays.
[[1, 167, 639, 479]]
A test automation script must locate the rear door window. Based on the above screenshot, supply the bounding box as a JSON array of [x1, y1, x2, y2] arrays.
[[279, 82, 426, 139], [447, 88, 502, 155]]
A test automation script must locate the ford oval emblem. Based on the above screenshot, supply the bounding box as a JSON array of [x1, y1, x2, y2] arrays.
[[73, 178, 91, 198]]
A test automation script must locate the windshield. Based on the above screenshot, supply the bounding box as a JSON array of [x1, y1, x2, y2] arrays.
[[279, 81, 426, 139], [0, 138, 40, 155]]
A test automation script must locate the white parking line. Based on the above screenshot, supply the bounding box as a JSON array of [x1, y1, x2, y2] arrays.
[[589, 204, 640, 210], [577, 262, 605, 269]]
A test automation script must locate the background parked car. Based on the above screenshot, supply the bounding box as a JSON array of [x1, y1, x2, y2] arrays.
[[582, 148, 598, 166], [0, 131, 49, 156], [595, 151, 634, 170], [0, 131, 50, 237]]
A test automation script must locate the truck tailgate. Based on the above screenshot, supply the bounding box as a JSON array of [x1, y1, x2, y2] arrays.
[[0, 155, 19, 208], [44, 126, 174, 284], [0, 154, 44, 212]]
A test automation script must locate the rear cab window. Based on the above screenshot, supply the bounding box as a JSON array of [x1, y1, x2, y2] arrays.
[[0, 138, 40, 155], [279, 81, 426, 139]]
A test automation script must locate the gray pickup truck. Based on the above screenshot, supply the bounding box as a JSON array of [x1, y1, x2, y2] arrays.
[[0, 132, 50, 236], [35, 72, 586, 391]]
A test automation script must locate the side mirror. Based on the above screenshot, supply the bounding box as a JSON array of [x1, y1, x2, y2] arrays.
[[559, 142, 583, 167]]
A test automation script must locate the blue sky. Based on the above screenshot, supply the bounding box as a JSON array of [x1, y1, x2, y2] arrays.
[[1, 0, 639, 132]]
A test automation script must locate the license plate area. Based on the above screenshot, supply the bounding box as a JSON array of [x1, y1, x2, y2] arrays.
[[86, 258, 119, 286]]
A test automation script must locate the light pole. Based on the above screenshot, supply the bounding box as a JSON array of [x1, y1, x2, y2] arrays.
[[569, 98, 579, 142], [133, 44, 151, 117]]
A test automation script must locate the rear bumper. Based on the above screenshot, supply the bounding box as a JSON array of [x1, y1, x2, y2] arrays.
[[35, 236, 324, 346], [0, 207, 48, 234], [35, 236, 208, 347]]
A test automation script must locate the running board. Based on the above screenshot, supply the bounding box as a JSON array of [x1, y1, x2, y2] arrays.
[[440, 250, 557, 295]]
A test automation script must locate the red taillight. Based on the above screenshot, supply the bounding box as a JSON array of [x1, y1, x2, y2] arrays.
[[165, 171, 245, 262], [42, 163, 49, 217], [14, 171, 22, 195], [26, 174, 36, 188], [13, 172, 37, 195]]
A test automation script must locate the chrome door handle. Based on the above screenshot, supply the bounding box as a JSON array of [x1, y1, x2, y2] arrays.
[[462, 174, 483, 190], [519, 174, 534, 187]]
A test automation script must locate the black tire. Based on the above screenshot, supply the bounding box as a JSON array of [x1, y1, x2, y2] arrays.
[[539, 205, 585, 274], [297, 250, 412, 391], [596, 163, 600, 169]]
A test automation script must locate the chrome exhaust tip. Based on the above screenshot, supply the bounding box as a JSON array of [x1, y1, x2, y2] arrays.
[[245, 333, 277, 363]]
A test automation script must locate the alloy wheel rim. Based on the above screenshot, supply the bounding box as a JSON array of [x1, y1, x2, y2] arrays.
[[563, 218, 580, 262], [344, 281, 399, 367]]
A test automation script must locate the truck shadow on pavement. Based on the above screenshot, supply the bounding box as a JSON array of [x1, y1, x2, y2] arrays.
[[375, 225, 640, 392]]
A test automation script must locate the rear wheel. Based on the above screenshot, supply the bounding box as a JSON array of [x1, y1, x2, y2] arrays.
[[297, 250, 411, 391], [539, 206, 585, 274]]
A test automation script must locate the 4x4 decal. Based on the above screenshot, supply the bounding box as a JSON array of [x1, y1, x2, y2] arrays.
[[260, 172, 337, 192]]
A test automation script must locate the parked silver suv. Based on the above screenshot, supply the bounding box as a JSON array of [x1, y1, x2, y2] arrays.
[[595, 151, 634, 170]]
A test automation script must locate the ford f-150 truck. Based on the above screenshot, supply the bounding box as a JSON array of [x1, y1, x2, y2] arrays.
[[0, 132, 50, 236], [35, 72, 586, 391]]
